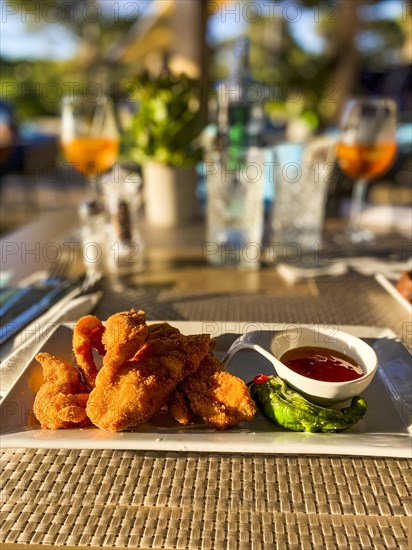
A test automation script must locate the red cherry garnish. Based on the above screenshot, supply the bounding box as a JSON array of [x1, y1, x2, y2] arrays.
[[253, 374, 269, 385]]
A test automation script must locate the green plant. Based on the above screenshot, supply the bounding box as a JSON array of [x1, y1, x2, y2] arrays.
[[126, 71, 204, 167]]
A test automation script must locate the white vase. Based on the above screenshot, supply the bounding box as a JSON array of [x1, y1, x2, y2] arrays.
[[143, 162, 198, 227]]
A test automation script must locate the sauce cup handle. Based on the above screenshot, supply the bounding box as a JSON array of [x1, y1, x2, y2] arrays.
[[222, 341, 285, 376]]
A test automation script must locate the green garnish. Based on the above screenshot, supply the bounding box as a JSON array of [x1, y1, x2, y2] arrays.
[[250, 376, 367, 433]]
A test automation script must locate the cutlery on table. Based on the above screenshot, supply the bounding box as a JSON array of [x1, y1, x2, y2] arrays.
[[0, 285, 102, 396], [0, 271, 102, 346], [0, 260, 70, 318]]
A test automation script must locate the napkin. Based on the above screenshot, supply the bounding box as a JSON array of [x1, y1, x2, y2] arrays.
[[0, 291, 102, 396], [276, 261, 347, 284], [0, 270, 13, 289], [347, 257, 412, 279], [360, 205, 412, 235], [277, 257, 412, 284]]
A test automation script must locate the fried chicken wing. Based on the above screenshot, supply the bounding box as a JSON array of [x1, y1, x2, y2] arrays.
[[33, 352, 91, 429], [180, 354, 256, 429], [86, 322, 210, 431], [72, 315, 105, 389]]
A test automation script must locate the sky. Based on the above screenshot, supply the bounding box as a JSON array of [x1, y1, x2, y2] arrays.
[[0, 0, 77, 60], [0, 0, 149, 60], [207, 0, 325, 53], [0, 0, 406, 61]]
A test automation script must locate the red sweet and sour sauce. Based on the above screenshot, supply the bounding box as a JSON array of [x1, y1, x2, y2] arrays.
[[280, 346, 364, 383]]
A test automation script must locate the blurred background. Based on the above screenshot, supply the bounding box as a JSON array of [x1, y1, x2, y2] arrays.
[[0, 0, 411, 235]]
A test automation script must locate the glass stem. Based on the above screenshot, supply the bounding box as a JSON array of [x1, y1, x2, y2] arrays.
[[348, 179, 368, 233], [88, 173, 102, 198]]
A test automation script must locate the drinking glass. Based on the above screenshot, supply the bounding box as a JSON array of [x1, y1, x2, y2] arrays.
[[61, 95, 119, 192], [336, 97, 397, 242]]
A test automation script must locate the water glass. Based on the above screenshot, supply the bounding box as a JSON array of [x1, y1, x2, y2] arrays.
[[205, 148, 264, 269], [271, 138, 335, 254]]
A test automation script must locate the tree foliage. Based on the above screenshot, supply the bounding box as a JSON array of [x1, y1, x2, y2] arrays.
[[210, 0, 408, 128], [2, 0, 409, 128], [2, 0, 138, 119]]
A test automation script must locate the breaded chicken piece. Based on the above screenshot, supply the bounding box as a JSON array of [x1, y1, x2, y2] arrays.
[[146, 322, 180, 341], [86, 322, 211, 432], [33, 352, 91, 429], [180, 354, 256, 429], [72, 315, 105, 389], [167, 388, 196, 425], [103, 309, 148, 368]]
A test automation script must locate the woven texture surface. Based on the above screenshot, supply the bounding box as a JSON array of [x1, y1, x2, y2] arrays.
[[95, 275, 411, 343], [1, 275, 411, 549], [1, 449, 411, 549]]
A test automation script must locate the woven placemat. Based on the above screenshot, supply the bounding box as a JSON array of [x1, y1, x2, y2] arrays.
[[1, 274, 411, 549], [95, 275, 411, 345], [1, 449, 411, 549]]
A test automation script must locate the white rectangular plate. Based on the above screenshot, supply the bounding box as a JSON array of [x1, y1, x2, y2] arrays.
[[1, 322, 411, 458]]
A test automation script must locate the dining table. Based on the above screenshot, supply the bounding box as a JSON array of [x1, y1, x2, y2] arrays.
[[0, 206, 411, 550]]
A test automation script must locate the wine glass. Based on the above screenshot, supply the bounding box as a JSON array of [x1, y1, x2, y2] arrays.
[[61, 95, 119, 193], [336, 97, 397, 243]]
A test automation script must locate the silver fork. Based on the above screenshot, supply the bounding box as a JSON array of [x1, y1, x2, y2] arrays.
[[0, 260, 70, 318]]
